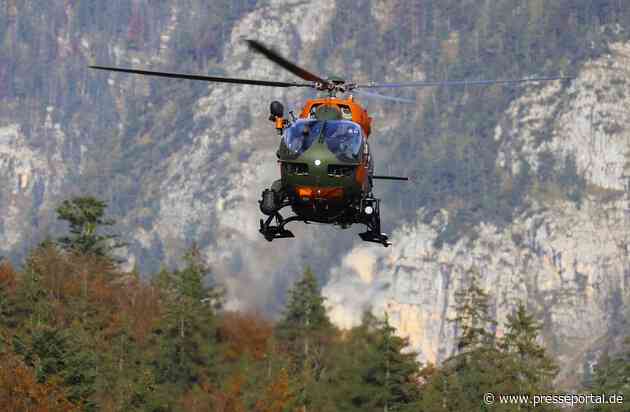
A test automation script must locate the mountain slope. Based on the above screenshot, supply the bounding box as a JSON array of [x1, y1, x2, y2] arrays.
[[1, 1, 629, 385]]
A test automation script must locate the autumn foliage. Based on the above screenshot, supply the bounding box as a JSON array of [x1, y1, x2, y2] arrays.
[[254, 368, 292, 412], [0, 349, 74, 411], [218, 311, 273, 361], [0, 261, 17, 294]]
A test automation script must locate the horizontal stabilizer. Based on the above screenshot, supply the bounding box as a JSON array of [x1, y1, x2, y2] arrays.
[[372, 175, 409, 181]]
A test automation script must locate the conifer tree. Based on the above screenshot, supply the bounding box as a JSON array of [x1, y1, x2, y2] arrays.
[[14, 326, 97, 410], [276, 267, 335, 412], [277, 267, 334, 366], [14, 264, 49, 329], [499, 303, 558, 391], [153, 246, 222, 388], [357, 312, 421, 411], [56, 196, 125, 258], [321, 311, 421, 411], [417, 347, 519, 412], [450, 268, 497, 352]]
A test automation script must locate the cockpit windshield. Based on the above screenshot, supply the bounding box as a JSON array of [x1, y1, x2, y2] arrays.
[[282, 120, 363, 162], [322, 120, 363, 162], [282, 120, 322, 156]]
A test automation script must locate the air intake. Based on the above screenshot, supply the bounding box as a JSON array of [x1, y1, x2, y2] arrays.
[[328, 165, 355, 177]]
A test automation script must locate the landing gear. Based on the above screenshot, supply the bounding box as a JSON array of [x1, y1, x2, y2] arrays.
[[257, 186, 391, 247], [258, 186, 297, 241], [259, 214, 296, 241], [358, 197, 391, 247]]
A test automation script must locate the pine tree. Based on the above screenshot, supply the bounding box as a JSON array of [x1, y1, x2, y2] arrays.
[[321, 319, 366, 411], [55, 196, 125, 259], [450, 268, 497, 352], [153, 247, 222, 388], [14, 264, 49, 329], [417, 347, 519, 412], [321, 311, 421, 412], [14, 326, 97, 410], [358, 312, 421, 411], [499, 303, 558, 392], [162, 245, 223, 339], [277, 267, 334, 365], [276, 267, 335, 412]]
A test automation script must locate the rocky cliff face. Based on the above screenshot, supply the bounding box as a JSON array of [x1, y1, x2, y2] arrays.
[[324, 43, 630, 387], [0, 116, 70, 258], [1, 0, 629, 385]]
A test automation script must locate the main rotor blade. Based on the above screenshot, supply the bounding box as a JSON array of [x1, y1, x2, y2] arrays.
[[357, 76, 573, 89], [245, 39, 327, 84], [89, 65, 313, 88], [354, 89, 416, 104]]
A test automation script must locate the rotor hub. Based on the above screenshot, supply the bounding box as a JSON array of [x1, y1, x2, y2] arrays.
[[315, 79, 357, 97]]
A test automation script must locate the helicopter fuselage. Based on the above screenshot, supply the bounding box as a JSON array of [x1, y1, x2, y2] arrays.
[[260, 95, 388, 245], [274, 97, 373, 223]]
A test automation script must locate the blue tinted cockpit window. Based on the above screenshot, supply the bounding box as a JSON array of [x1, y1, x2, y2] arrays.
[[282, 120, 363, 161], [282, 120, 322, 156], [323, 121, 363, 162]]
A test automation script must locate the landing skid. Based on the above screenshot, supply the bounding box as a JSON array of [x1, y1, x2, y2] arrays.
[[358, 231, 391, 247], [258, 191, 391, 247], [259, 212, 299, 241]]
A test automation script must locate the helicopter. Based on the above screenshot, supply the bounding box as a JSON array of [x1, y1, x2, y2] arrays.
[[90, 39, 570, 247]]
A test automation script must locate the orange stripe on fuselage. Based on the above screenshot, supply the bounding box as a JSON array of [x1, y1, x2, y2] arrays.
[[296, 186, 344, 200]]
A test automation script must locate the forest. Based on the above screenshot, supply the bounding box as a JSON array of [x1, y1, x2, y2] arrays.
[[0, 197, 627, 411]]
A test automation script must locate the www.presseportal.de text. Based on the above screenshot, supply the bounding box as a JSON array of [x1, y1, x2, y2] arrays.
[[483, 392, 625, 408]]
